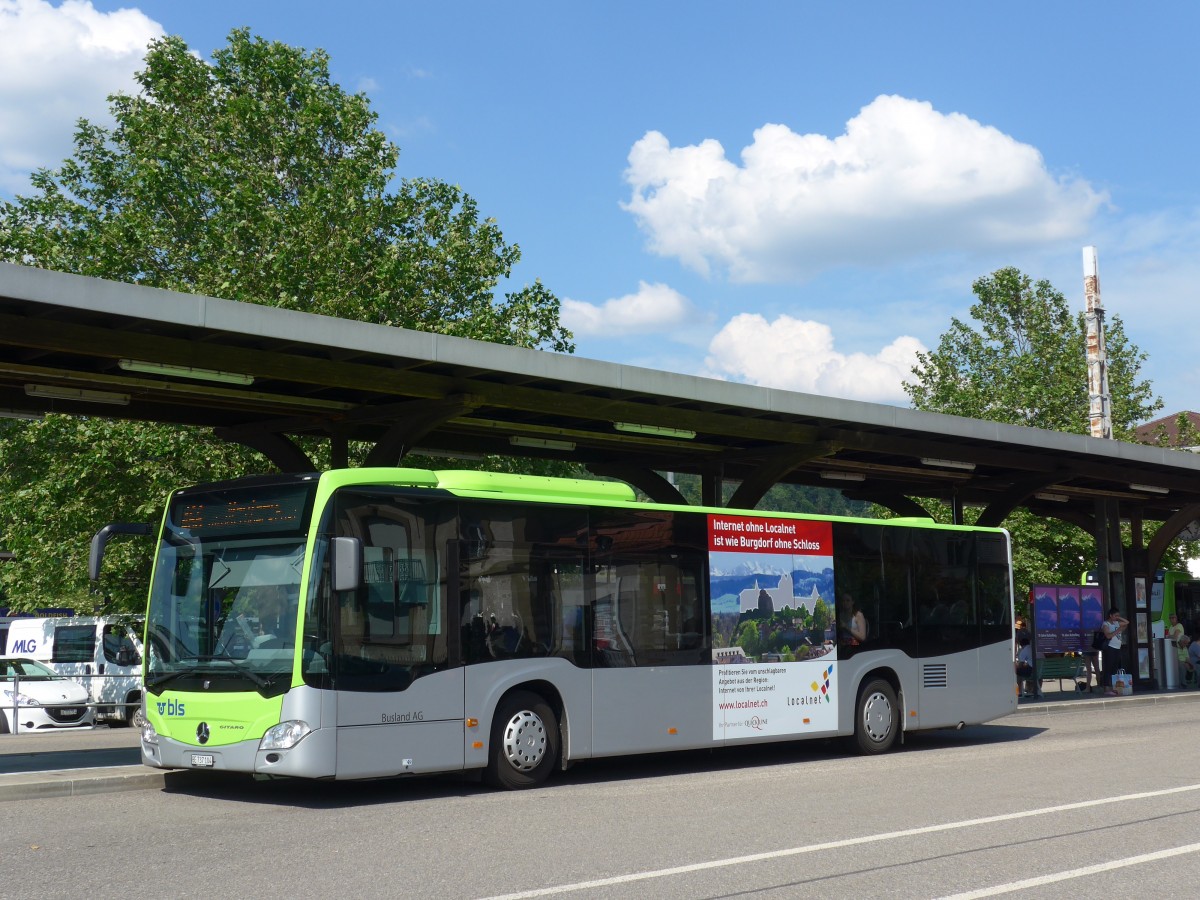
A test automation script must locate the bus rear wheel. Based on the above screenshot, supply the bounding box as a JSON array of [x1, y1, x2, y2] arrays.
[[853, 678, 898, 754], [484, 690, 559, 790]]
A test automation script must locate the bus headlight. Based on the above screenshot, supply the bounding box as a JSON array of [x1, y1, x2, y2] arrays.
[[141, 720, 159, 745], [260, 720, 312, 751]]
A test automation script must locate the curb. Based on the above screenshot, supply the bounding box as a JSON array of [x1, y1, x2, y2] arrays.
[[0, 766, 167, 802], [1011, 689, 1200, 717]]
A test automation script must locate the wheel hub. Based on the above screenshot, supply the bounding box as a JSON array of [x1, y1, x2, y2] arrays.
[[502, 710, 547, 771], [862, 691, 893, 742]]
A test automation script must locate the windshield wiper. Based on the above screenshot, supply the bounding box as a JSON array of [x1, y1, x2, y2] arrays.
[[148, 655, 275, 694], [145, 670, 194, 692], [193, 655, 274, 691]]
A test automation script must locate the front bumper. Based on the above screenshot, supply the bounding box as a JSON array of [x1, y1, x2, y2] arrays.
[[143, 723, 336, 779]]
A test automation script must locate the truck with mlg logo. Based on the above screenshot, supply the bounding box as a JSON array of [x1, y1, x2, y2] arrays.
[[0, 616, 145, 727]]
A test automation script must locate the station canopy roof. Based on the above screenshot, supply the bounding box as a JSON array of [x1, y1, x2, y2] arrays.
[[2, 261, 1199, 531]]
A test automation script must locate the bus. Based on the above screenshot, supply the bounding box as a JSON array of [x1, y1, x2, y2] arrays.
[[109, 468, 1016, 789], [1084, 568, 1200, 634]]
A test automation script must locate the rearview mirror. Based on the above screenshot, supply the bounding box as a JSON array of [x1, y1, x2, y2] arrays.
[[89, 522, 152, 580], [116, 648, 137, 667]]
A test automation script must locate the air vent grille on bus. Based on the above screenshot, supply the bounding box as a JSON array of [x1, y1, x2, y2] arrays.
[[922, 664, 949, 688]]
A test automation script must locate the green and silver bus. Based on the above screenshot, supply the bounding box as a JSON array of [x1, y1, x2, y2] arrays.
[[124, 468, 1016, 788]]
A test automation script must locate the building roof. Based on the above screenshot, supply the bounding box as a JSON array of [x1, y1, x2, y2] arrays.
[[1135, 411, 1200, 449]]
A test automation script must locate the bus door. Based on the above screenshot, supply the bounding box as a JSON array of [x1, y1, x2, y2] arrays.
[[457, 505, 592, 762], [589, 510, 712, 756], [325, 491, 463, 779]]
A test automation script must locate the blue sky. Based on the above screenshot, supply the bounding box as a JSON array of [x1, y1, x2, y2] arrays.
[[2, 1, 1198, 417]]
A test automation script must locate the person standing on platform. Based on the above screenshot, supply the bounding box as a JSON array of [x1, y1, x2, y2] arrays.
[[1167, 613, 1187, 687], [1101, 607, 1129, 696], [1015, 635, 1035, 697], [1186, 636, 1200, 689], [1015, 616, 1030, 647]]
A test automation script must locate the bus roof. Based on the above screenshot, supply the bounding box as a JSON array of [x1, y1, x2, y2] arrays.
[[311, 468, 1003, 532]]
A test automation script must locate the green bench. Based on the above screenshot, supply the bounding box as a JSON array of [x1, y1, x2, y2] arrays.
[[1035, 655, 1085, 692]]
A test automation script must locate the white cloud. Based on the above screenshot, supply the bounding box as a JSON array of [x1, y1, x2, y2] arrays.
[[705, 312, 925, 404], [561, 281, 698, 336], [0, 0, 162, 193], [623, 95, 1107, 283]]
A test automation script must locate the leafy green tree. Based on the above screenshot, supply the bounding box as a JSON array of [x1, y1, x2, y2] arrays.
[[735, 621, 762, 658], [0, 416, 264, 613], [0, 30, 572, 612], [811, 597, 833, 636], [903, 267, 1190, 599], [906, 267, 1157, 437], [1, 30, 570, 350]]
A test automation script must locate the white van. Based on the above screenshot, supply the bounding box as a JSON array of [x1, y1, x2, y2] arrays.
[[0, 617, 144, 726]]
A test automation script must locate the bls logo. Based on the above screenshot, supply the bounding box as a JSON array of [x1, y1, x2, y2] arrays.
[[10, 639, 37, 653], [156, 699, 186, 716]]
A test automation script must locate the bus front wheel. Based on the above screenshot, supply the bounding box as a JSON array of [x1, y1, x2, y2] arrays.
[[484, 690, 559, 790], [853, 678, 898, 754]]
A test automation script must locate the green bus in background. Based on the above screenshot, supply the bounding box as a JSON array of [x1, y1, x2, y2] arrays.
[[101, 468, 1017, 789], [1084, 569, 1200, 634]]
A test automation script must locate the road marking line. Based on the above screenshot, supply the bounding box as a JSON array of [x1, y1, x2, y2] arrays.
[[938, 842, 1200, 898], [481, 783, 1200, 899]]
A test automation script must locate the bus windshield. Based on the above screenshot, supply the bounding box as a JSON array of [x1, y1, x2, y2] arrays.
[[144, 481, 314, 697]]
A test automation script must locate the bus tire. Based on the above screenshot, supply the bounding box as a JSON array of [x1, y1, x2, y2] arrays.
[[853, 678, 898, 755], [0, 711, 9, 734], [484, 690, 559, 790]]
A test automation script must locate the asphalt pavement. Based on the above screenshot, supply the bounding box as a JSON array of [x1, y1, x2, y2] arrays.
[[3, 684, 1198, 802]]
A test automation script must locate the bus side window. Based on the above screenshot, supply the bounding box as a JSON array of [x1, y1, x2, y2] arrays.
[[913, 531, 983, 655], [977, 533, 1012, 647], [458, 503, 588, 665], [590, 509, 708, 668]]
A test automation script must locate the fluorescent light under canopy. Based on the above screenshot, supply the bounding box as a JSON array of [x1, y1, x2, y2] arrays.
[[25, 384, 130, 406], [118, 359, 254, 385], [613, 422, 696, 439], [509, 436, 575, 451]]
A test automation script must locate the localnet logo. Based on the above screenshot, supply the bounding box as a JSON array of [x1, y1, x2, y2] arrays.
[[810, 664, 834, 702]]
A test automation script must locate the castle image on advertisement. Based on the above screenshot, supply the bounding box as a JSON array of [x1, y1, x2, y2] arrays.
[[737, 573, 822, 614]]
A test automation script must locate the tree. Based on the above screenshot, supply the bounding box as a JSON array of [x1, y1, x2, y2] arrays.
[[0, 30, 572, 612], [905, 267, 1157, 437], [0, 29, 571, 351], [903, 267, 1189, 603], [0, 417, 263, 613], [735, 621, 762, 659], [811, 597, 833, 636]]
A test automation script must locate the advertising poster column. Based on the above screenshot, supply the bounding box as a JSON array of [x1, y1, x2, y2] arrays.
[[709, 514, 838, 741], [1031, 584, 1093, 654], [1031, 586, 1060, 654]]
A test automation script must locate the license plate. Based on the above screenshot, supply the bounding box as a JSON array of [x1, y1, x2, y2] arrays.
[[190, 754, 215, 768], [59, 708, 79, 716]]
